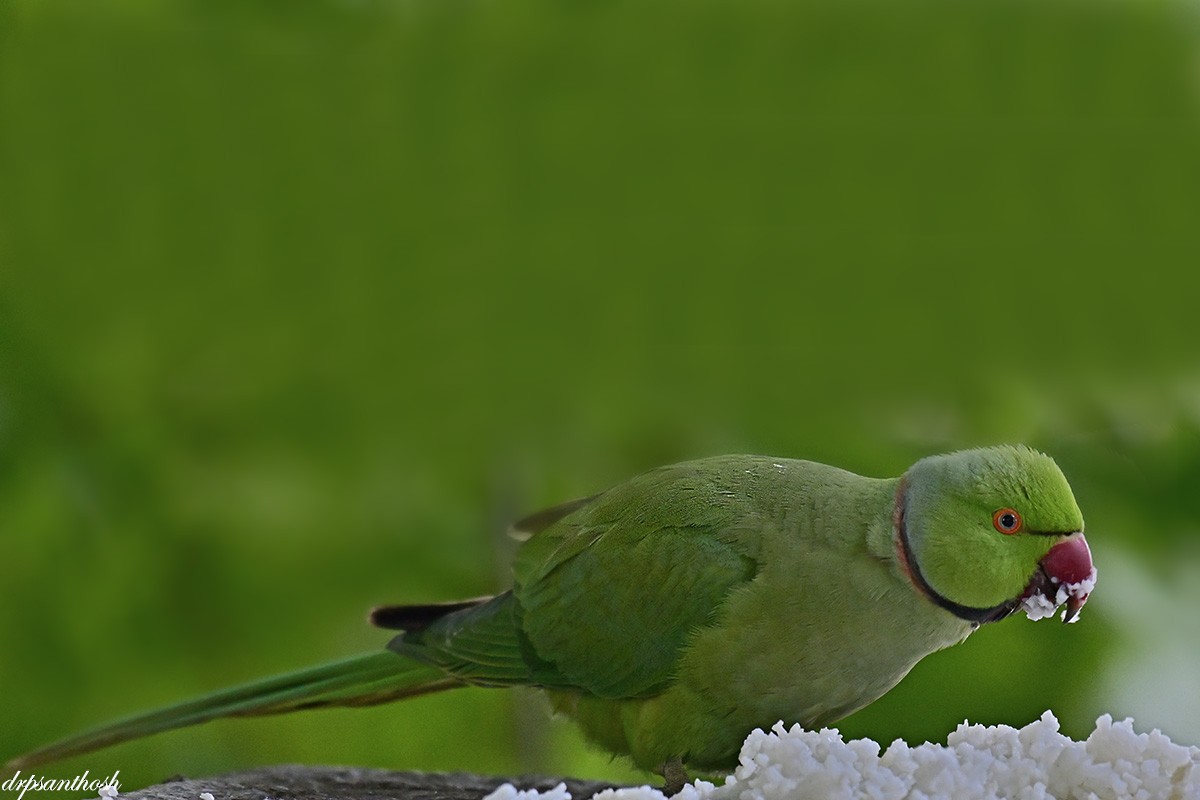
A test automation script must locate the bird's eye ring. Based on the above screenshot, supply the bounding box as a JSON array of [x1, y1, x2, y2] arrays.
[[992, 508, 1023, 534]]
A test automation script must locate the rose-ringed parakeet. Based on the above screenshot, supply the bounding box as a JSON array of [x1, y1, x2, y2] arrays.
[[6, 446, 1096, 791]]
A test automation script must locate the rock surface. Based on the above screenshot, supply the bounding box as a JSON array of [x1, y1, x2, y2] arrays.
[[120, 766, 621, 800]]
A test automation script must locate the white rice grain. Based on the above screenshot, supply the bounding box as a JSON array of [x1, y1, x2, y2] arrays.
[[484, 711, 1200, 800]]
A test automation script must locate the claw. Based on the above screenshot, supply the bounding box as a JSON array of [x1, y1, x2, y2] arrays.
[[659, 756, 689, 797]]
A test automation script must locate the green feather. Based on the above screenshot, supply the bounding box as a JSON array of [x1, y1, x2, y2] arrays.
[[6, 447, 1090, 781], [6, 653, 454, 770]]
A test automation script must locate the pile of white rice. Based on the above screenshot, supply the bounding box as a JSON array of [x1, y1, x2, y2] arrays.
[[486, 711, 1199, 800]]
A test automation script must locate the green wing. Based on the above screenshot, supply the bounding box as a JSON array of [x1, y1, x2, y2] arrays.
[[511, 458, 764, 699], [394, 457, 775, 700], [390, 593, 573, 688]]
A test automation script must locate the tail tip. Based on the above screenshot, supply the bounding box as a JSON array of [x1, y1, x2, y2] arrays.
[[4, 755, 29, 773]]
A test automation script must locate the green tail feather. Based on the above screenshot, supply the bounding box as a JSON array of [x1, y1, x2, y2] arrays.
[[5, 652, 459, 770]]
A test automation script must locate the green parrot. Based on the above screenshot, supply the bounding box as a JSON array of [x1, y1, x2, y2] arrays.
[[6, 446, 1095, 791]]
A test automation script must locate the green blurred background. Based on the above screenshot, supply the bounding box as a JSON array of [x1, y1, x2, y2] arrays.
[[2, 0, 1199, 794]]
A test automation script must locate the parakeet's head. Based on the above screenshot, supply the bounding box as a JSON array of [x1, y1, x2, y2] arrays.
[[897, 445, 1094, 625]]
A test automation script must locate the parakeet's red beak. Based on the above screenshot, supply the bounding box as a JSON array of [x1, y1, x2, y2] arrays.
[[1022, 534, 1096, 623]]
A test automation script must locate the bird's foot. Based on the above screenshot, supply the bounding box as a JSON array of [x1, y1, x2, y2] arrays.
[[659, 756, 690, 797]]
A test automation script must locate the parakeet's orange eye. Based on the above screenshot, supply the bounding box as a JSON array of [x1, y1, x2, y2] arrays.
[[993, 508, 1023, 534]]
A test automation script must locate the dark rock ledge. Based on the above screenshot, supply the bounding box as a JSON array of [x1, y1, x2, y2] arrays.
[[121, 766, 624, 800]]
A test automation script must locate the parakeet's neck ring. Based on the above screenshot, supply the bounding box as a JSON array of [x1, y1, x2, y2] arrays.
[[893, 479, 1018, 626]]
